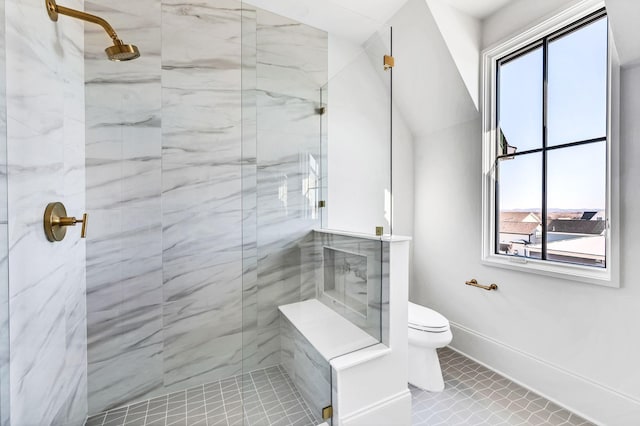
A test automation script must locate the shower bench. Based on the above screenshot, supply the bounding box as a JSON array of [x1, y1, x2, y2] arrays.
[[277, 230, 413, 426]]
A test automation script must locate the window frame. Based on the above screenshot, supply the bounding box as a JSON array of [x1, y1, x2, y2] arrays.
[[481, 0, 620, 287]]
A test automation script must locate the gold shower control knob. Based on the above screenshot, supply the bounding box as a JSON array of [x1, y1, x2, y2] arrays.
[[43, 202, 88, 242]]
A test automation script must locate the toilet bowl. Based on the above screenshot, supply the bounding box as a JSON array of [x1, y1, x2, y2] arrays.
[[408, 301, 452, 392]]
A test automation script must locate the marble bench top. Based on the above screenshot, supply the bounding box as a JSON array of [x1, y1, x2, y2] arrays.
[[278, 299, 379, 361]]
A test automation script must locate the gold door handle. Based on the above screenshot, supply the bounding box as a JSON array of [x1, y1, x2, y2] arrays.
[[465, 279, 498, 291], [44, 202, 88, 242]]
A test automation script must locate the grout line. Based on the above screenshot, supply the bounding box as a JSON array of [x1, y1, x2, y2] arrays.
[[236, 375, 249, 425], [249, 370, 270, 426], [141, 400, 149, 426], [265, 367, 287, 421], [122, 406, 130, 426], [183, 390, 187, 425], [277, 365, 301, 422], [91, 365, 317, 426], [163, 395, 169, 426], [218, 379, 230, 425], [201, 384, 209, 426]]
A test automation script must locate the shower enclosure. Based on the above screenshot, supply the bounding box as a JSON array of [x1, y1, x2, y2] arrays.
[[0, 0, 393, 424]]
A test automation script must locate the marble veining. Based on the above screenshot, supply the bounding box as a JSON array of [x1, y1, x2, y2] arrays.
[[84, 0, 327, 416], [307, 231, 389, 343], [250, 10, 327, 377], [5, 0, 87, 424], [0, 0, 9, 423], [161, 0, 245, 395], [280, 314, 331, 424], [85, 0, 164, 414]]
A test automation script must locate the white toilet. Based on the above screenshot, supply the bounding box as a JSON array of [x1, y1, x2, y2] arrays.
[[408, 301, 452, 392]]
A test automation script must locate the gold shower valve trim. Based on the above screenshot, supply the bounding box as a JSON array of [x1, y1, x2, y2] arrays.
[[44, 202, 88, 242]]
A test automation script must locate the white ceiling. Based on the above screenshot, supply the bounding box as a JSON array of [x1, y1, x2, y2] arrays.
[[440, 0, 517, 19], [243, 0, 404, 43], [605, 0, 640, 66], [244, 0, 518, 40]]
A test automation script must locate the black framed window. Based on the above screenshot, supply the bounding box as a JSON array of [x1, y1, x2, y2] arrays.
[[494, 9, 608, 268]]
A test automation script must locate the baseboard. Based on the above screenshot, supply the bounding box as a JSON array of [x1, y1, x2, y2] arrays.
[[450, 322, 640, 426], [339, 389, 411, 426]]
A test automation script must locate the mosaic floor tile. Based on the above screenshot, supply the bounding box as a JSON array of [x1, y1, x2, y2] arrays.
[[85, 366, 316, 426], [410, 347, 595, 426]]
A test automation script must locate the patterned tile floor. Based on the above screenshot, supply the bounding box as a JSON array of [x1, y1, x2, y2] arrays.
[[87, 347, 594, 426], [411, 347, 594, 426], [85, 366, 316, 426]]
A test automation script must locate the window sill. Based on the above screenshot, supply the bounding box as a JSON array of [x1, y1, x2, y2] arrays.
[[481, 254, 618, 288]]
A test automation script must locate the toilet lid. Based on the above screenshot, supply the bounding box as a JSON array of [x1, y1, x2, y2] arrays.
[[408, 302, 449, 332]]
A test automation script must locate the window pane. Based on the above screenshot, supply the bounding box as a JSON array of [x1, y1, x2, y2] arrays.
[[498, 47, 543, 153], [497, 153, 542, 259], [545, 142, 606, 267], [548, 17, 608, 146]]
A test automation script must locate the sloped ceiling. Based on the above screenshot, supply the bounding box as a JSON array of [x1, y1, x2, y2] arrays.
[[242, 0, 408, 44], [604, 0, 640, 66], [244, 0, 640, 139], [426, 0, 481, 109], [441, 0, 516, 19], [389, 0, 479, 137], [243, 0, 512, 44]]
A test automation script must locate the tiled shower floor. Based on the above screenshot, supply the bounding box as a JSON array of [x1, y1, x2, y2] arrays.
[[87, 348, 594, 426], [85, 366, 316, 426], [411, 347, 594, 426]]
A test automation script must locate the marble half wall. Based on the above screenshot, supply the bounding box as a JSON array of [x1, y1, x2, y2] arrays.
[[280, 315, 330, 424], [5, 0, 87, 424], [85, 0, 327, 415]]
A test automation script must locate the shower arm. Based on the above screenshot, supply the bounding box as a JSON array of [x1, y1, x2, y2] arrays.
[[46, 0, 124, 45]]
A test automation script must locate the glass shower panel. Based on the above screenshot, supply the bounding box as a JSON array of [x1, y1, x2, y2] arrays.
[[241, 3, 331, 425], [320, 26, 392, 236], [242, 4, 392, 422]]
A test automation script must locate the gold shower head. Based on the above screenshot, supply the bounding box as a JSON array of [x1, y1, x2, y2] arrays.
[[46, 0, 140, 61], [105, 42, 140, 62]]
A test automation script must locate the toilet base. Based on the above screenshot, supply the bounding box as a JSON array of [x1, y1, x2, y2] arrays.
[[408, 344, 445, 392]]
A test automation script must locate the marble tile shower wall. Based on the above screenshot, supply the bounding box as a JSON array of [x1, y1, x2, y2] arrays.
[[4, 0, 87, 424], [161, 0, 244, 395], [0, 0, 8, 423], [85, 0, 327, 416], [85, 0, 163, 415]]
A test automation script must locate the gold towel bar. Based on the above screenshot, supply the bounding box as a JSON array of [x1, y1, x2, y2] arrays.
[[465, 279, 498, 291]]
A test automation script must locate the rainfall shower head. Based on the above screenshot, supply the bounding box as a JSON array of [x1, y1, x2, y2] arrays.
[[46, 0, 140, 61], [105, 42, 140, 62]]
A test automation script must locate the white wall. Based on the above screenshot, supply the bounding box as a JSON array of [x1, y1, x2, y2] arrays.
[[407, 0, 640, 423]]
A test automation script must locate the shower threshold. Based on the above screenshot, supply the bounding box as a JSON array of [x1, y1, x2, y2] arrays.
[[85, 365, 318, 426]]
